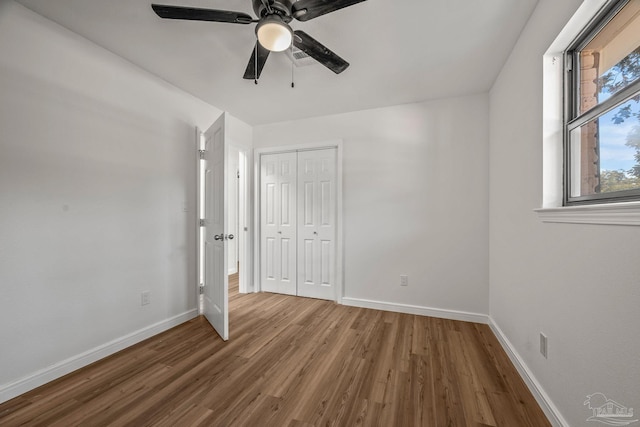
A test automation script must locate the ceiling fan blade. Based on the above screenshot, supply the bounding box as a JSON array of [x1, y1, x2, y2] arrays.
[[293, 30, 349, 74], [151, 4, 254, 24], [243, 42, 270, 80], [291, 0, 366, 22]]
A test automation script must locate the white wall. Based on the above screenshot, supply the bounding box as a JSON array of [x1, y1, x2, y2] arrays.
[[254, 94, 490, 316], [0, 1, 221, 400], [489, 0, 640, 425]]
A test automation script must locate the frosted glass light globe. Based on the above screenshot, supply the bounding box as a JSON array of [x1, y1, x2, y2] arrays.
[[256, 16, 293, 52]]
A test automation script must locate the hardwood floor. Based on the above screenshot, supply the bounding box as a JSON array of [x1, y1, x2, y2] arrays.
[[0, 273, 551, 426]]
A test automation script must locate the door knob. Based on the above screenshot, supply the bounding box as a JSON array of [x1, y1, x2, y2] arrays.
[[214, 234, 224, 240], [227, 234, 234, 240]]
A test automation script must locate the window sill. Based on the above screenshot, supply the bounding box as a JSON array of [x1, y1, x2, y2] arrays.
[[534, 202, 640, 226]]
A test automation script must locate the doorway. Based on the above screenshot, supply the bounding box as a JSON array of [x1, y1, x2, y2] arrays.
[[227, 147, 249, 294]]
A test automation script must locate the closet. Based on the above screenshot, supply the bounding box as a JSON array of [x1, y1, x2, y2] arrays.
[[260, 148, 337, 301]]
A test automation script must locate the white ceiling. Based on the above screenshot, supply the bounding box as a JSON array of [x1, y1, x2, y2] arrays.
[[15, 0, 538, 125]]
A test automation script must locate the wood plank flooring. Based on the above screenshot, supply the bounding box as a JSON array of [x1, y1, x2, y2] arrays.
[[0, 274, 551, 426]]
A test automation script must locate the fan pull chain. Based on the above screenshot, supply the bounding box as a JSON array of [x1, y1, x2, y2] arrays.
[[254, 43, 258, 85], [291, 44, 295, 88]]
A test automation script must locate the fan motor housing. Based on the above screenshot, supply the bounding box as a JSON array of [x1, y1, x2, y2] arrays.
[[252, 0, 296, 22]]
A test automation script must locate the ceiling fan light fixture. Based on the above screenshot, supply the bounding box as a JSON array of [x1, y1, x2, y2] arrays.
[[256, 15, 293, 52]]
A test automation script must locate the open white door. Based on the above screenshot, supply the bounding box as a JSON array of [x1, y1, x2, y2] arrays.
[[202, 114, 229, 341]]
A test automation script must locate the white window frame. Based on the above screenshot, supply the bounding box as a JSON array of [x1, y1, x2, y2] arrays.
[[564, 0, 640, 205], [536, 0, 640, 226]]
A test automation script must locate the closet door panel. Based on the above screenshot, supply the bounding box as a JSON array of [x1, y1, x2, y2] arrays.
[[261, 152, 297, 295], [297, 149, 336, 300]]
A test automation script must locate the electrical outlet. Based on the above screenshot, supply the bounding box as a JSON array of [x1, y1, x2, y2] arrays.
[[141, 291, 151, 306], [540, 332, 548, 359], [400, 275, 409, 286]]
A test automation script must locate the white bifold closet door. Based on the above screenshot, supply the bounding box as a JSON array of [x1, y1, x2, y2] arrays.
[[260, 152, 298, 295], [260, 148, 337, 301], [296, 149, 336, 300]]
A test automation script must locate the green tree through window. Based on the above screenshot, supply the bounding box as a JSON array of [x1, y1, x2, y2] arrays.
[[597, 47, 640, 190]]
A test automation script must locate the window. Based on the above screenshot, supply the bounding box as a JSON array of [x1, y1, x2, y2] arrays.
[[565, 0, 640, 205]]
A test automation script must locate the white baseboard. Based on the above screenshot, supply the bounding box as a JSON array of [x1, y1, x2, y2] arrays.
[[488, 317, 568, 427], [340, 297, 488, 324], [0, 309, 198, 404]]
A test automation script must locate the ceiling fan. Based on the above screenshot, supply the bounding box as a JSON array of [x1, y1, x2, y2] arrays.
[[151, 0, 366, 82]]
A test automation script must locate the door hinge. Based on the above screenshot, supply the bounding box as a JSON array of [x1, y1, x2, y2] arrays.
[[199, 149, 206, 160], [199, 219, 205, 227], [199, 284, 204, 295], [237, 170, 240, 179]]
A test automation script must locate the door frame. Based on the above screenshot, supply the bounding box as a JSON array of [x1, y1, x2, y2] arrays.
[[237, 148, 252, 294], [196, 127, 204, 313], [253, 140, 344, 303]]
